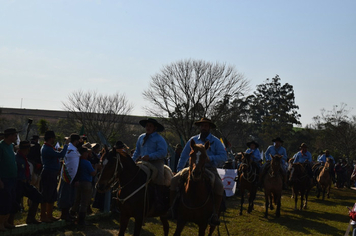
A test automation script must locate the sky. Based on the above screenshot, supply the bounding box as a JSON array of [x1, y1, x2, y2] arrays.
[[0, 0, 355, 127]]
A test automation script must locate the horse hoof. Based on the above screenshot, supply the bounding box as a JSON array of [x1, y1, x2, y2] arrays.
[[239, 212, 242, 216]]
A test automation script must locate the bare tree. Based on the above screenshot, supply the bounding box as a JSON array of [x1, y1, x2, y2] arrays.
[[62, 90, 133, 144], [143, 59, 250, 142]]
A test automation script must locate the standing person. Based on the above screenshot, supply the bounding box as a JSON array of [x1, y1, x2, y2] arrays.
[[292, 143, 313, 178], [71, 146, 99, 225], [260, 137, 288, 188], [171, 118, 227, 226], [0, 128, 19, 231], [40, 130, 69, 223], [132, 118, 168, 211], [27, 135, 42, 177], [58, 133, 81, 222], [15, 141, 43, 224]]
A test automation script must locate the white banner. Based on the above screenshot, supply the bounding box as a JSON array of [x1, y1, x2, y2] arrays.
[[217, 168, 238, 197]]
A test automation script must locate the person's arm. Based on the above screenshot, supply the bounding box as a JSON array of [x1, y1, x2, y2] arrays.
[[208, 138, 227, 167], [90, 163, 98, 176], [265, 146, 271, 161], [177, 139, 192, 172], [293, 153, 299, 163]]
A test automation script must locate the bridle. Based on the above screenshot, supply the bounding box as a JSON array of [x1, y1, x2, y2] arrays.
[[240, 160, 257, 183]]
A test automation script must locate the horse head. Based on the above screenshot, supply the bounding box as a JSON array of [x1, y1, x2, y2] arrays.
[[239, 152, 252, 176], [189, 139, 210, 181], [289, 163, 305, 183], [96, 148, 133, 192], [270, 154, 282, 176]]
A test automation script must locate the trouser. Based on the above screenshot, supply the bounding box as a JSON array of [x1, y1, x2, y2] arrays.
[[0, 178, 17, 215], [71, 182, 93, 213], [16, 181, 43, 208], [149, 159, 165, 185]]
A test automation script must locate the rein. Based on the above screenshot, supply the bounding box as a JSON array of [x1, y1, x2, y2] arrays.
[[181, 189, 212, 210], [240, 162, 257, 183]]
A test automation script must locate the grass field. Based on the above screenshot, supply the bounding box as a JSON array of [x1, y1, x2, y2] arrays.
[[9, 185, 356, 236]]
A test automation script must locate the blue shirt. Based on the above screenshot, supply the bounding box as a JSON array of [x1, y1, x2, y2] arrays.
[[245, 148, 262, 163], [265, 145, 288, 164], [317, 154, 335, 164], [0, 140, 17, 179], [293, 151, 312, 164], [132, 132, 167, 162], [78, 159, 94, 182], [41, 143, 68, 172], [177, 133, 227, 172]]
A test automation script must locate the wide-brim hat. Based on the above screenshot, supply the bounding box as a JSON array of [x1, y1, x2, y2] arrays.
[[90, 143, 100, 149], [4, 128, 21, 135], [15, 141, 34, 149], [272, 137, 284, 143], [299, 143, 308, 148], [114, 141, 129, 149], [194, 118, 216, 129], [139, 118, 165, 132], [246, 140, 259, 148]]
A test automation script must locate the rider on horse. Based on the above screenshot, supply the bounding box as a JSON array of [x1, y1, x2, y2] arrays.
[[292, 143, 314, 178], [169, 118, 227, 226], [132, 118, 168, 212], [260, 137, 288, 189], [314, 149, 336, 183]]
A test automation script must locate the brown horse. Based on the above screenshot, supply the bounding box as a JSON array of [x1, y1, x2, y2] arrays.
[[238, 152, 258, 215], [173, 139, 216, 236], [316, 158, 333, 200], [96, 148, 170, 236], [289, 163, 313, 210], [263, 155, 283, 218]]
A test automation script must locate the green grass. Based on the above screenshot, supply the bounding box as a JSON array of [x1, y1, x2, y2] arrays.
[[11, 186, 356, 236]]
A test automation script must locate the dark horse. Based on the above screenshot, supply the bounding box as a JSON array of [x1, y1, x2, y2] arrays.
[[173, 139, 217, 236], [96, 148, 170, 236], [315, 158, 333, 200], [263, 155, 283, 218], [289, 162, 313, 210], [238, 152, 258, 215]]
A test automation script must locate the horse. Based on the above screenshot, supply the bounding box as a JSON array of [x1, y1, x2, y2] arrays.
[[316, 158, 333, 200], [96, 148, 170, 236], [238, 152, 258, 215], [288, 162, 313, 210], [263, 155, 283, 218], [173, 139, 217, 236]]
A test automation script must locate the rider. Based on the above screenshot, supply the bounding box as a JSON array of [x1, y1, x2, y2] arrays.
[[292, 143, 313, 178], [169, 118, 227, 226], [132, 118, 168, 212], [317, 149, 336, 183], [244, 140, 261, 181], [260, 137, 288, 189]]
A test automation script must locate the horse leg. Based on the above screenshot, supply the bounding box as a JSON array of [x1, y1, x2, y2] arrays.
[[198, 224, 208, 236], [118, 216, 130, 236], [294, 189, 298, 211], [303, 190, 309, 209], [322, 186, 326, 200], [173, 220, 187, 236], [159, 216, 169, 236], [133, 216, 144, 236], [240, 189, 244, 215], [327, 184, 331, 198], [269, 194, 274, 210], [276, 196, 281, 217], [264, 192, 269, 218], [208, 225, 216, 236], [248, 189, 256, 213], [300, 191, 304, 211]]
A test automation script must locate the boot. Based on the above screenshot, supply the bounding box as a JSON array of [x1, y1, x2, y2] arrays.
[[40, 203, 52, 223], [26, 202, 41, 224], [208, 194, 222, 226], [0, 215, 7, 231], [47, 203, 59, 221], [5, 214, 15, 229], [60, 208, 74, 222], [77, 212, 91, 226]]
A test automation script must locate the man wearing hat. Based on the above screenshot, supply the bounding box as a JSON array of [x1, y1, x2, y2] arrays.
[[292, 143, 313, 178], [0, 128, 20, 231], [171, 118, 227, 226], [246, 140, 262, 164], [132, 118, 168, 211], [40, 130, 69, 223], [15, 141, 43, 224], [261, 137, 288, 188], [317, 149, 336, 183]]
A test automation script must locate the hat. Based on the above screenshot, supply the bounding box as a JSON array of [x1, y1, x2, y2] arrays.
[[90, 143, 100, 149], [114, 141, 129, 149], [44, 131, 56, 140], [16, 140, 34, 149], [194, 118, 216, 129], [4, 128, 20, 135], [299, 143, 308, 148], [139, 118, 165, 132], [323, 149, 330, 154], [246, 140, 259, 148], [78, 146, 91, 155], [30, 135, 40, 140], [272, 137, 284, 143]]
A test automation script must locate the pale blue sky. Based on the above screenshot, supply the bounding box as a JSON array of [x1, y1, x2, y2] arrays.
[[0, 0, 355, 127]]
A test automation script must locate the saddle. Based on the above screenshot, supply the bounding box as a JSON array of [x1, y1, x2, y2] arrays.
[[136, 161, 173, 187]]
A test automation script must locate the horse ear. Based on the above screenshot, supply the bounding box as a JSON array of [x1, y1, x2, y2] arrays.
[[204, 141, 210, 150], [190, 139, 196, 150]]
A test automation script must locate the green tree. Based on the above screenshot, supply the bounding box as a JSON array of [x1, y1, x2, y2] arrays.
[[143, 59, 250, 142], [37, 119, 49, 135], [250, 75, 301, 150]]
